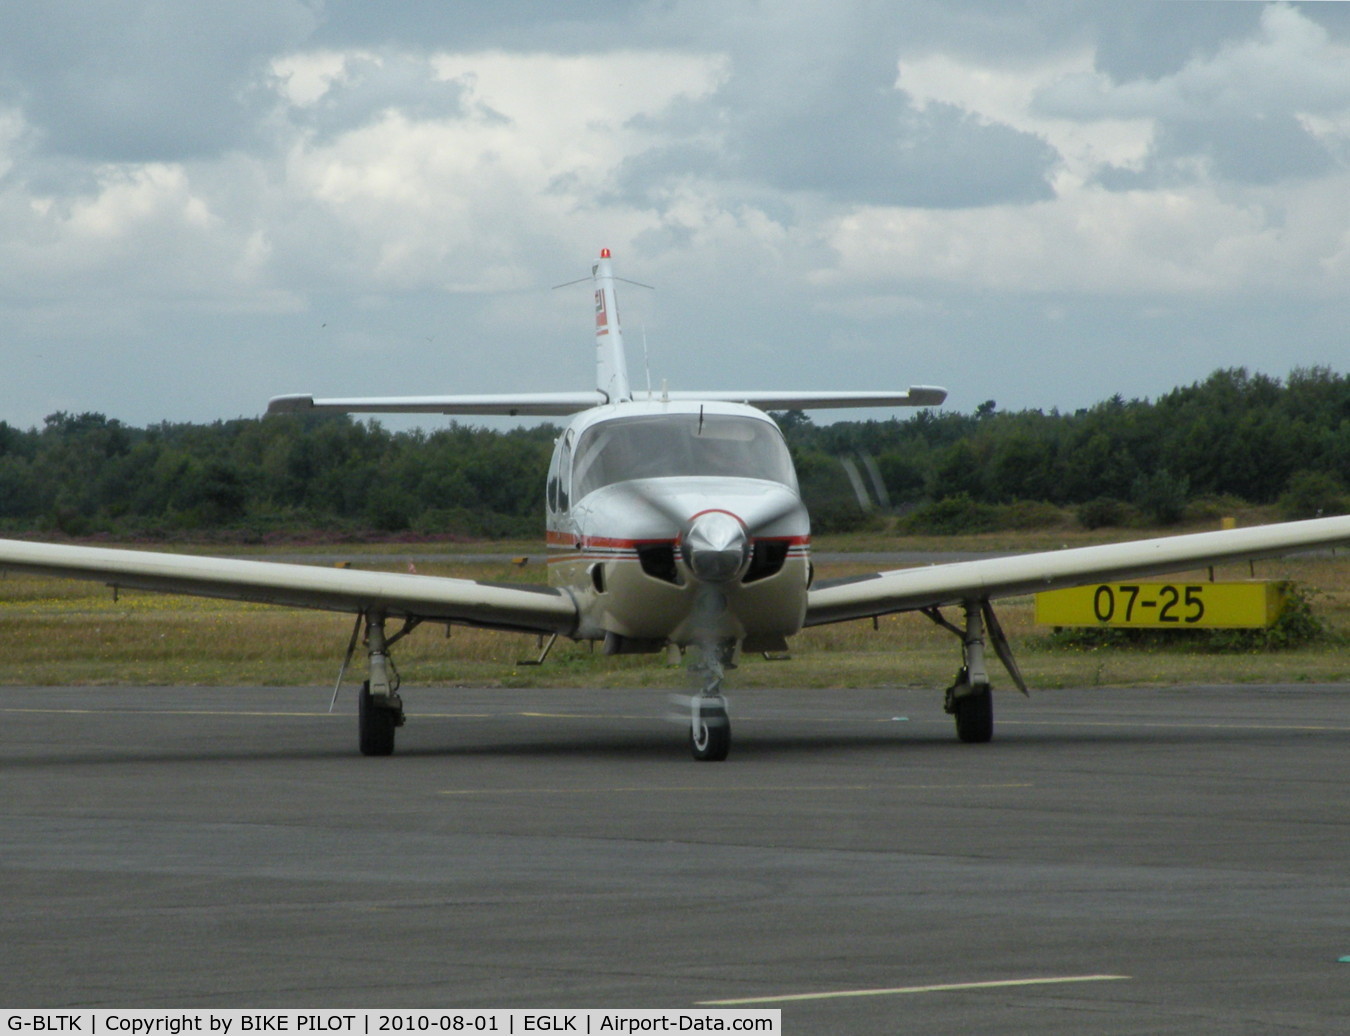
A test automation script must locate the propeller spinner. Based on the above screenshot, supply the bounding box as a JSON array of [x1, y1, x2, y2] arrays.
[[680, 510, 751, 584]]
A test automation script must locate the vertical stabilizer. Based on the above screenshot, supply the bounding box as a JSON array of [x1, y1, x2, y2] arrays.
[[593, 248, 633, 402]]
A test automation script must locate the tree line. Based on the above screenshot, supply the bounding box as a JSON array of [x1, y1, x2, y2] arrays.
[[0, 366, 1346, 540], [788, 365, 1349, 531]]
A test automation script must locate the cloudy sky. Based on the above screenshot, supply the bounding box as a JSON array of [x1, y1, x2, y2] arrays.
[[2, 1, 1349, 430]]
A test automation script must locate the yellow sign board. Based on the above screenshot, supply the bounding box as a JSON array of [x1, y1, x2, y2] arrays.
[[1035, 581, 1286, 629]]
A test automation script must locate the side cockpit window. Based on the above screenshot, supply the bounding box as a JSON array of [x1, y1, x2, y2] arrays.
[[556, 430, 573, 512], [547, 429, 575, 514]]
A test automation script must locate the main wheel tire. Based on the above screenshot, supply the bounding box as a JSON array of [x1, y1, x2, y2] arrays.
[[691, 706, 731, 762], [358, 680, 397, 756], [953, 685, 994, 743]]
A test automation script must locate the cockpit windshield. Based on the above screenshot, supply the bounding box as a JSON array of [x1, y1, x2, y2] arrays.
[[572, 413, 798, 499]]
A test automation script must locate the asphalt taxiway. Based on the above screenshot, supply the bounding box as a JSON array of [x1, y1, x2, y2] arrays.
[[2, 683, 1347, 1033]]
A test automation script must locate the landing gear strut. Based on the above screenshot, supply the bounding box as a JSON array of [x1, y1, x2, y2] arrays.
[[944, 601, 994, 744], [688, 641, 733, 761], [355, 612, 417, 757], [923, 598, 1028, 745]]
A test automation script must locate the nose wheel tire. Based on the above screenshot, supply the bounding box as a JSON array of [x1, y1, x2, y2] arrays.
[[691, 704, 731, 761]]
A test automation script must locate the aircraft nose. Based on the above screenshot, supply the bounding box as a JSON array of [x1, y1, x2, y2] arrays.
[[681, 511, 750, 584]]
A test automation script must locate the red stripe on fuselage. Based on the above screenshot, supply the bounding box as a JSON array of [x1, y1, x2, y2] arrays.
[[545, 530, 810, 551]]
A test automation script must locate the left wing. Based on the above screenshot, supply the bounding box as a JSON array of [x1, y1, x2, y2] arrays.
[[0, 539, 578, 636], [805, 515, 1350, 626]]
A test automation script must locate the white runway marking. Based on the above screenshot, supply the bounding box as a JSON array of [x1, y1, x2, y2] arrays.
[[439, 782, 1032, 797], [699, 973, 1131, 1005]]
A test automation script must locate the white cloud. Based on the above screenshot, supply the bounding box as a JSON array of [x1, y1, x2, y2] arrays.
[[260, 48, 728, 294], [2, 45, 731, 321], [271, 50, 365, 108], [1036, 4, 1350, 124], [821, 177, 1350, 298], [0, 162, 288, 307], [823, 6, 1350, 302]]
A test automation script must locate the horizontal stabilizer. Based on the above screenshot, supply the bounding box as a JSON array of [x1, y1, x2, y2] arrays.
[[268, 393, 609, 417], [268, 386, 947, 418], [662, 387, 948, 410]]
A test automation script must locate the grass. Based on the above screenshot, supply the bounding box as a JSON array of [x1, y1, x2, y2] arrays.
[[2, 531, 1348, 689]]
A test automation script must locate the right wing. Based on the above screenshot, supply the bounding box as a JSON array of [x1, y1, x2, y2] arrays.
[[805, 515, 1350, 626], [0, 539, 578, 636]]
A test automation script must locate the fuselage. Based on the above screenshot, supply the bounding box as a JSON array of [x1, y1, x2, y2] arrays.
[[545, 400, 811, 653]]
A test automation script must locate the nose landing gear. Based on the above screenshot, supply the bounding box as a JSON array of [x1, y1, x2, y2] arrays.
[[688, 640, 735, 761], [691, 696, 730, 761]]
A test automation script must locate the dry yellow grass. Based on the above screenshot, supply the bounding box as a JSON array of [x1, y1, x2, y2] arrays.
[[2, 538, 1347, 689]]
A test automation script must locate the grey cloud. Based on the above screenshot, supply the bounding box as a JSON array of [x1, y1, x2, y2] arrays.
[[311, 0, 644, 53], [1035, 3, 1350, 124], [1292, 2, 1350, 42], [731, 96, 1057, 208], [1036, 3, 1350, 188], [606, 143, 725, 208], [1088, 3, 1264, 81], [1098, 111, 1336, 190], [1166, 114, 1334, 185], [0, 1, 319, 163], [289, 53, 475, 140], [617, 2, 1059, 209]]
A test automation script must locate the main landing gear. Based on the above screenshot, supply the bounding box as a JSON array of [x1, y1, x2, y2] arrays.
[[359, 678, 402, 756], [923, 598, 1028, 745], [347, 612, 418, 757]]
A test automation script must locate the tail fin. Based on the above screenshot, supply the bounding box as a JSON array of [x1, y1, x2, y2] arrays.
[[593, 248, 633, 403]]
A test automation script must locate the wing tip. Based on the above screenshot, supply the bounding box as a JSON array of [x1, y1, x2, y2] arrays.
[[267, 394, 315, 414], [907, 386, 948, 406]]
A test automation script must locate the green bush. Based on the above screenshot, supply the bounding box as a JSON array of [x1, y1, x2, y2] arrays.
[[900, 494, 1003, 534], [901, 496, 1066, 535], [1076, 497, 1135, 530], [809, 500, 876, 535], [1131, 469, 1190, 525], [1279, 471, 1347, 520], [1001, 500, 1071, 530]]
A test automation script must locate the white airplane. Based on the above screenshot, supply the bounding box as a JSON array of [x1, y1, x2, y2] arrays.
[[3, 248, 1350, 760]]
